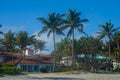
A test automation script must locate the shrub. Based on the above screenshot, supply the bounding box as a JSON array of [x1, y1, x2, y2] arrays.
[[40, 67, 48, 73], [114, 66, 120, 72], [0, 64, 20, 75]]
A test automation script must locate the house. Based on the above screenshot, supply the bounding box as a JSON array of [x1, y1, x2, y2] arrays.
[[61, 54, 113, 71], [0, 51, 59, 72]]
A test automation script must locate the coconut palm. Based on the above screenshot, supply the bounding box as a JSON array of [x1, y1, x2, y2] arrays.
[[97, 21, 120, 57], [62, 9, 88, 66], [14, 31, 35, 70], [32, 39, 48, 54], [1, 30, 15, 64], [15, 31, 35, 51], [2, 30, 15, 52], [37, 13, 65, 72]]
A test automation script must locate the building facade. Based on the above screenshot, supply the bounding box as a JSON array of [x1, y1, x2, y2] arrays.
[[0, 52, 57, 72]]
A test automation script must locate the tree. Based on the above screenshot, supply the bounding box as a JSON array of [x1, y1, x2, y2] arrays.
[[15, 31, 35, 52], [14, 31, 35, 70], [97, 21, 120, 57], [62, 9, 88, 67], [111, 31, 120, 65], [1, 30, 15, 64], [32, 39, 48, 54], [37, 13, 65, 72], [1, 30, 15, 52]]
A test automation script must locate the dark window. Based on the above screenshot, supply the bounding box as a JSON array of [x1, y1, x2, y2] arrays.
[[34, 65, 39, 72], [23, 65, 27, 71]]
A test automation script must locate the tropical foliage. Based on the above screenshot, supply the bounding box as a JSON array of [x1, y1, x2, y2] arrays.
[[0, 9, 120, 72], [37, 12, 65, 71], [97, 21, 120, 56], [32, 38, 48, 54], [62, 9, 88, 67]]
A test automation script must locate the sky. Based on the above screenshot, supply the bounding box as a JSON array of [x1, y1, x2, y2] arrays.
[[0, 0, 120, 54]]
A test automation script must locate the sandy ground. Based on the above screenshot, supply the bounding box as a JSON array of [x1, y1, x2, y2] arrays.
[[0, 73, 120, 80]]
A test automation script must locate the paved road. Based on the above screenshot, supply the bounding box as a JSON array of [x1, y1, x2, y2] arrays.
[[0, 73, 120, 80]]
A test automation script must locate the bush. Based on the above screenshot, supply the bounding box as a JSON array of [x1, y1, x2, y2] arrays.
[[40, 67, 48, 73], [61, 67, 72, 72], [114, 66, 120, 72], [0, 64, 20, 75]]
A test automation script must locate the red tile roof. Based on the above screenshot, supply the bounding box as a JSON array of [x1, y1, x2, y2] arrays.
[[0, 52, 23, 56], [3, 58, 54, 65], [0, 52, 53, 58]]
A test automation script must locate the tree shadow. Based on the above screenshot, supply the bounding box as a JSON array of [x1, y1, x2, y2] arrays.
[[0, 74, 4, 77]]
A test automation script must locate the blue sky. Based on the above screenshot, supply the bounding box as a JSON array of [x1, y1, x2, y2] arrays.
[[0, 0, 120, 53]]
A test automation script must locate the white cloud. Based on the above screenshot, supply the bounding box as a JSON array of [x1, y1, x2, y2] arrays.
[[1, 25, 26, 33]]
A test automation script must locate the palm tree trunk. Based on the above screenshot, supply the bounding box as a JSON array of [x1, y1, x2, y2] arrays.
[[108, 36, 111, 57], [117, 35, 119, 66], [72, 28, 74, 68], [53, 31, 56, 72]]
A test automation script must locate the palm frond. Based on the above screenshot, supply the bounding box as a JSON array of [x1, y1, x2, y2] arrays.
[[38, 26, 49, 36], [47, 30, 52, 38], [67, 28, 72, 38], [55, 28, 65, 36]]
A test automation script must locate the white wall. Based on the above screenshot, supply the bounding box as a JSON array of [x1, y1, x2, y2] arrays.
[[0, 56, 4, 62]]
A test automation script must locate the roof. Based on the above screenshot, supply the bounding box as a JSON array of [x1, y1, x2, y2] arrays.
[[77, 54, 110, 60], [0, 52, 53, 58], [0, 52, 56, 65], [0, 52, 23, 56], [3, 58, 54, 65]]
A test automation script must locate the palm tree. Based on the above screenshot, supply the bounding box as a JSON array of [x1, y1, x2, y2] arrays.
[[111, 31, 120, 65], [15, 31, 35, 51], [62, 9, 88, 67], [1, 30, 15, 64], [14, 31, 35, 70], [97, 21, 120, 57], [32, 39, 48, 54], [37, 13, 65, 72], [2, 30, 15, 52]]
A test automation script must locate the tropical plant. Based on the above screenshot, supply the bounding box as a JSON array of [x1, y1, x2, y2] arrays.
[[97, 21, 120, 57], [111, 31, 120, 64], [37, 12, 65, 72], [1, 30, 15, 52], [32, 38, 48, 54], [62, 9, 88, 67], [14, 31, 35, 70], [15, 31, 35, 51]]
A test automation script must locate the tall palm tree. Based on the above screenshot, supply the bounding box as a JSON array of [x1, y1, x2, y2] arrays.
[[62, 9, 88, 66], [97, 21, 120, 57], [1, 30, 15, 64], [37, 13, 65, 72]]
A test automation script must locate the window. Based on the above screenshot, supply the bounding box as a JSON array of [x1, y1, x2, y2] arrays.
[[23, 65, 27, 71], [34, 65, 39, 72]]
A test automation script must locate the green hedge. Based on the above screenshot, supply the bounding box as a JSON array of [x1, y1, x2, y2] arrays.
[[0, 64, 21, 75]]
